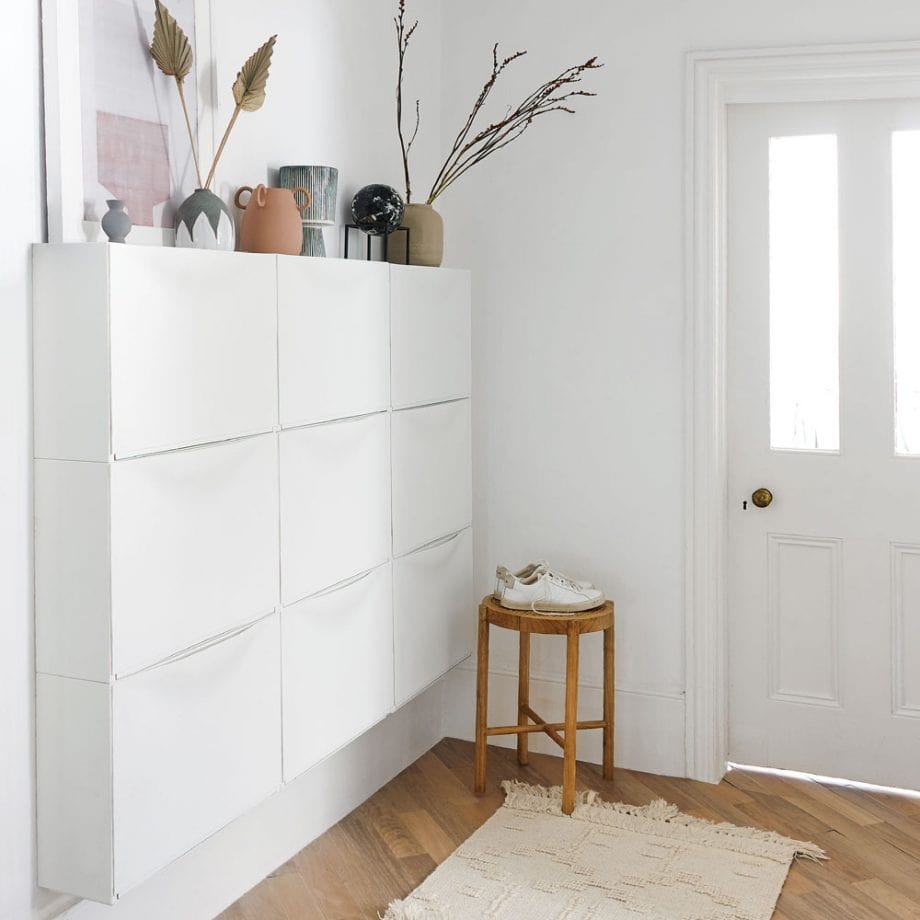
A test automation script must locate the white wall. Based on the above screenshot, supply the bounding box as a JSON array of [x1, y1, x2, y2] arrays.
[[210, 0, 443, 253], [0, 4, 59, 920], [438, 0, 920, 775], [8, 2, 920, 920], [2, 3, 445, 920]]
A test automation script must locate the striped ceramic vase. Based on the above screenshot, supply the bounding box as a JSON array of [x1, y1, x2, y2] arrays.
[[279, 166, 339, 257]]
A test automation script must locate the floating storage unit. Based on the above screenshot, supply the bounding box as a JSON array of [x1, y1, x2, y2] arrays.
[[33, 245, 473, 903]]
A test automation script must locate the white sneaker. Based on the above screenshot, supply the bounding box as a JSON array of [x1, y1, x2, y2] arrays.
[[496, 569, 605, 614], [493, 562, 593, 601]]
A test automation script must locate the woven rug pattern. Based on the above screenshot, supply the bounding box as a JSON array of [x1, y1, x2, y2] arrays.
[[383, 781, 825, 920]]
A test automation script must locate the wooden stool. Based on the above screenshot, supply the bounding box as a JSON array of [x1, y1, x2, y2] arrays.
[[474, 595, 615, 815]]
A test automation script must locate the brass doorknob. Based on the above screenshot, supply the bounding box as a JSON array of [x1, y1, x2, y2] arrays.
[[751, 488, 773, 508]]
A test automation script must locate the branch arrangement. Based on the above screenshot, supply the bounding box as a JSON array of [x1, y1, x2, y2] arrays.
[[395, 3, 601, 207], [150, 1, 276, 191], [395, 0, 420, 203]]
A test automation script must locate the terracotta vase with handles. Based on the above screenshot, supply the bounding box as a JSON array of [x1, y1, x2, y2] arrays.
[[234, 184, 312, 255]]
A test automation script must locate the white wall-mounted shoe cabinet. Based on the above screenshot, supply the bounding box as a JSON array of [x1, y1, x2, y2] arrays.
[[33, 245, 473, 903]]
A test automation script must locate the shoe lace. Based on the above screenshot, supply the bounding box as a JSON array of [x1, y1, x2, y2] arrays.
[[547, 571, 581, 591], [531, 574, 579, 613]]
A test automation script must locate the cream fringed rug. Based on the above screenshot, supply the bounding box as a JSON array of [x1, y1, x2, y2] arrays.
[[382, 781, 825, 920]]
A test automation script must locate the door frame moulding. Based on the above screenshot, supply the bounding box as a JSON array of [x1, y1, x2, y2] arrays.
[[684, 41, 920, 783]]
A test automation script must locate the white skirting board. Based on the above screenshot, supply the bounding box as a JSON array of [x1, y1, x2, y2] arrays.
[[442, 665, 687, 778], [58, 680, 445, 920]]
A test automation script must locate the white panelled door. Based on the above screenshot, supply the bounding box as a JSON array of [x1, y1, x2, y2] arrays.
[[727, 100, 920, 790]]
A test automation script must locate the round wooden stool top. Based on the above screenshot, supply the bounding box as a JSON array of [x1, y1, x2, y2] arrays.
[[479, 595, 614, 635], [475, 594, 616, 813]]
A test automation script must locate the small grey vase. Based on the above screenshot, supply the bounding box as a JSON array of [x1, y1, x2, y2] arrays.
[[101, 199, 131, 244]]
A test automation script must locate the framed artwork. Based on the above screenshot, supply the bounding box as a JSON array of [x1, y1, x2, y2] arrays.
[[42, 0, 216, 244]]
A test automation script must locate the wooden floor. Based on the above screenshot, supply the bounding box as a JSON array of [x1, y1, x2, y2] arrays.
[[217, 738, 920, 919]]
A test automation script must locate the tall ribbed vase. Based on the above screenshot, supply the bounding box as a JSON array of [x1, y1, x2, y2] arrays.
[[279, 165, 338, 257]]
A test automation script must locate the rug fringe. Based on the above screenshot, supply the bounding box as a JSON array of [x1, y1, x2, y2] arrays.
[[500, 780, 827, 864], [381, 897, 451, 919]]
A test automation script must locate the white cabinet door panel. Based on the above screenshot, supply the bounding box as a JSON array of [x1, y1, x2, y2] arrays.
[[282, 564, 393, 782], [394, 528, 473, 705], [280, 414, 390, 604], [109, 247, 277, 457], [390, 266, 471, 408], [391, 400, 472, 556], [36, 435, 280, 682], [111, 434, 279, 677], [278, 258, 389, 426], [112, 614, 281, 894]]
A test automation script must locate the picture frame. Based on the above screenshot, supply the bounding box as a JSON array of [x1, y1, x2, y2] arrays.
[[41, 0, 216, 245]]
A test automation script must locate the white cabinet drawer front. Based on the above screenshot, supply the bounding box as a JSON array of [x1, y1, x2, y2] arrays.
[[390, 266, 471, 408], [109, 247, 277, 457], [111, 435, 279, 677], [112, 614, 281, 895], [282, 565, 394, 782], [279, 258, 389, 426], [280, 414, 390, 604], [391, 400, 472, 556], [394, 528, 473, 705]]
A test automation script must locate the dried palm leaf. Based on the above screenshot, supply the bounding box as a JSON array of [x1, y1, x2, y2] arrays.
[[150, 0, 192, 83], [149, 1, 201, 186], [232, 35, 277, 112], [205, 35, 278, 189]]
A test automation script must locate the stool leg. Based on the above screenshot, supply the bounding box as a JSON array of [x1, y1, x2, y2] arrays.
[[603, 624, 615, 781], [562, 624, 579, 815], [517, 632, 531, 765], [474, 608, 490, 794]]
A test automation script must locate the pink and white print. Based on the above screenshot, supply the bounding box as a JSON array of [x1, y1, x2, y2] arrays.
[[80, 0, 201, 228]]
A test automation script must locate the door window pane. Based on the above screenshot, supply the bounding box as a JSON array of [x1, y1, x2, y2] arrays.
[[893, 130, 920, 456], [769, 135, 840, 451]]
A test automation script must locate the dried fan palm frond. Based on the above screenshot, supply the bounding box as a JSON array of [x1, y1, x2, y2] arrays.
[[149, 0, 201, 186], [205, 35, 278, 189], [232, 35, 277, 111], [150, 0, 192, 82]]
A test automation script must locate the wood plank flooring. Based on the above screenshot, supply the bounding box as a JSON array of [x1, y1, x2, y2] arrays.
[[217, 738, 920, 919]]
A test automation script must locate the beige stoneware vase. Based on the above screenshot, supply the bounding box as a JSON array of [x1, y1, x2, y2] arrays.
[[389, 203, 444, 267], [234, 184, 312, 255]]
